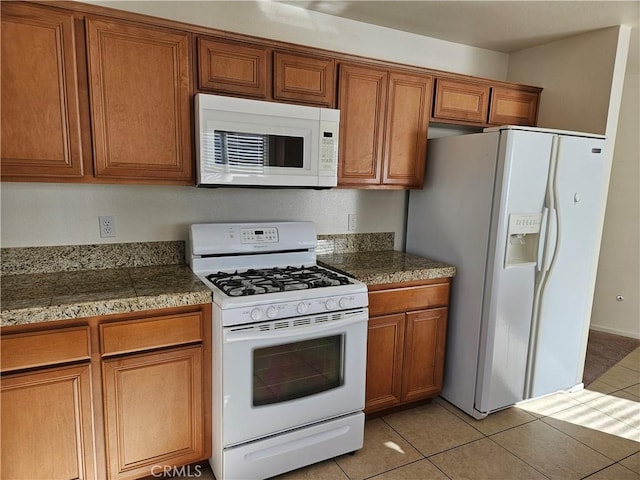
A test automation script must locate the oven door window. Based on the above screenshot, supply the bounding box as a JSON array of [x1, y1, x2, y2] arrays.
[[253, 334, 344, 406], [214, 131, 304, 171]]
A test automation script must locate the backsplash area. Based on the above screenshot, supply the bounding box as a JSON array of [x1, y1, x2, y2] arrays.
[[317, 233, 394, 255], [1, 233, 394, 276], [1, 241, 184, 275]]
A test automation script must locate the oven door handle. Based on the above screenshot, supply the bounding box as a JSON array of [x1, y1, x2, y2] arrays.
[[224, 313, 367, 343]]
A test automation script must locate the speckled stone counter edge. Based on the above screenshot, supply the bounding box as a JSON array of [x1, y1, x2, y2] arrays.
[[1, 291, 212, 327]]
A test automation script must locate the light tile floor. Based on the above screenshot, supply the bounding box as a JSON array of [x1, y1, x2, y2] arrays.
[[198, 347, 640, 480]]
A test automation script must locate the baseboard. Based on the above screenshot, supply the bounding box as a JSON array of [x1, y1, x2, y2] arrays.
[[589, 324, 640, 340]]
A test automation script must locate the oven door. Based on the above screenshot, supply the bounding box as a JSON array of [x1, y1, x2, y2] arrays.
[[222, 309, 367, 447]]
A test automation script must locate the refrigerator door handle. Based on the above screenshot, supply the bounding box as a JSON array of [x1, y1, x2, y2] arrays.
[[536, 207, 549, 271], [543, 208, 559, 273]]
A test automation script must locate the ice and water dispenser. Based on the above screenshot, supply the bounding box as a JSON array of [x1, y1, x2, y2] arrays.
[[505, 213, 543, 267]]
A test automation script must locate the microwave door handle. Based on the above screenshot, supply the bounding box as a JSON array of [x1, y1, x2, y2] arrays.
[[224, 312, 366, 343]]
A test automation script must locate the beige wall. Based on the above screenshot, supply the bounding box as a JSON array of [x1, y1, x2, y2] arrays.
[[591, 72, 640, 338], [0, 1, 508, 249], [507, 27, 623, 135]]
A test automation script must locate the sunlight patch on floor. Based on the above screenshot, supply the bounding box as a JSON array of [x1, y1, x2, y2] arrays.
[[519, 388, 640, 442], [383, 441, 406, 454]]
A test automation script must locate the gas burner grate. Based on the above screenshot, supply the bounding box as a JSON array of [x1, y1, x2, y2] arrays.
[[206, 265, 353, 297]]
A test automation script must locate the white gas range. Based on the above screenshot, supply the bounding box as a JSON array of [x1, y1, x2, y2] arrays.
[[189, 221, 368, 480]]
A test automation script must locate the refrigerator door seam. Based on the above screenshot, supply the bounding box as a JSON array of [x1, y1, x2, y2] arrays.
[[524, 135, 559, 398]]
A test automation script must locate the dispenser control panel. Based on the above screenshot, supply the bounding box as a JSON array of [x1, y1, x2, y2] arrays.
[[505, 213, 543, 268], [508, 213, 542, 235]]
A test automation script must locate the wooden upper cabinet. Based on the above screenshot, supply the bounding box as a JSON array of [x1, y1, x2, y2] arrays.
[[274, 51, 335, 107], [489, 86, 539, 126], [338, 64, 387, 186], [338, 63, 430, 188], [196, 38, 336, 107], [86, 17, 193, 183], [197, 37, 269, 98], [0, 2, 90, 180], [432, 78, 490, 124], [433, 76, 541, 127], [382, 72, 431, 187]]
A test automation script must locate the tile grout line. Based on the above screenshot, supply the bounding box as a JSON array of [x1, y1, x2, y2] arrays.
[[484, 434, 553, 480]]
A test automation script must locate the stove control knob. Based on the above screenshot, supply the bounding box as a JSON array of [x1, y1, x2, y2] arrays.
[[326, 298, 338, 310], [339, 297, 349, 309], [266, 306, 278, 318], [250, 308, 263, 321], [297, 302, 309, 315]]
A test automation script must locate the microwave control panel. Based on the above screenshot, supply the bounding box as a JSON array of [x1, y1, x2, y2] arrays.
[[319, 120, 338, 173]]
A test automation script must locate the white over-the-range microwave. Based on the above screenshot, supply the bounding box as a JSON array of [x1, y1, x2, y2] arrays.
[[195, 94, 340, 188]]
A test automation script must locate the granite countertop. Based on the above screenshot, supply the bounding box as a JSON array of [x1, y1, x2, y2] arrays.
[[318, 250, 456, 286], [1, 241, 212, 327], [1, 264, 211, 327], [1, 236, 455, 327]]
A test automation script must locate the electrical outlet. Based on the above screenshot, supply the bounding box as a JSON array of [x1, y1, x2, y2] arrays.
[[99, 215, 116, 238], [348, 214, 357, 232]]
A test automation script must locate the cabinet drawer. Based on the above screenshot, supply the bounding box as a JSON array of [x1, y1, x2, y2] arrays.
[[100, 312, 204, 356], [1, 326, 91, 373], [368, 282, 450, 316]]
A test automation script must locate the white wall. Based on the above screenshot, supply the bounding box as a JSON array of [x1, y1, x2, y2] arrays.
[[0, 183, 407, 248], [508, 26, 637, 338], [0, 1, 508, 250]]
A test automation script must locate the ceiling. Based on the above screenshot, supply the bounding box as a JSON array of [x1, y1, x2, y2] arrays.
[[279, 1, 639, 74]]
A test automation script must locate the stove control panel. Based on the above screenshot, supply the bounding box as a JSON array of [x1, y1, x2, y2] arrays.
[[221, 290, 369, 327], [240, 227, 279, 244]]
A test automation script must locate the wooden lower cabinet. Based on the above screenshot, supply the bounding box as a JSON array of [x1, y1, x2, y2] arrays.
[[1, 364, 96, 480], [0, 304, 211, 480], [365, 279, 450, 414], [365, 313, 405, 411], [102, 346, 204, 480], [402, 308, 448, 402]]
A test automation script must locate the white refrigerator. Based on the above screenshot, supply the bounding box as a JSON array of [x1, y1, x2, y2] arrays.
[[406, 126, 609, 419]]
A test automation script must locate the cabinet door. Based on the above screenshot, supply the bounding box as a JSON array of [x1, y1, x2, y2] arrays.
[[365, 313, 405, 413], [488, 87, 539, 126], [402, 307, 448, 402], [1, 364, 96, 480], [197, 37, 269, 98], [102, 346, 204, 480], [338, 64, 387, 186], [86, 18, 193, 183], [274, 51, 335, 107], [382, 72, 432, 187], [1, 2, 89, 180], [432, 78, 490, 124]]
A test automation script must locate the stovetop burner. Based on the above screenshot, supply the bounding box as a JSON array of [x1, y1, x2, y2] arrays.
[[206, 265, 352, 297]]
